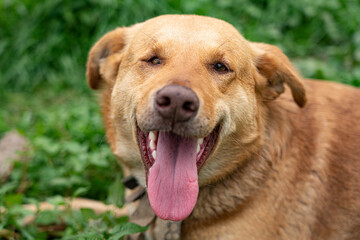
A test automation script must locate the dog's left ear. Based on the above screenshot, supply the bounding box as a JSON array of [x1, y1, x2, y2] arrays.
[[86, 27, 127, 89], [251, 42, 307, 108]]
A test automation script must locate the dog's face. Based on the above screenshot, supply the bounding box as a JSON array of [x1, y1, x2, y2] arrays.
[[87, 15, 306, 221]]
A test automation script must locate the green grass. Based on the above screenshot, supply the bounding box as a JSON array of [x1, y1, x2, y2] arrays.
[[0, 90, 129, 239], [1, 90, 123, 200], [1, 0, 359, 239]]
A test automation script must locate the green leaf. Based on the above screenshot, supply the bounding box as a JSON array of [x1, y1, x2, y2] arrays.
[[80, 208, 97, 221], [35, 210, 61, 225], [73, 187, 90, 198], [63, 232, 104, 240], [47, 195, 65, 206], [107, 173, 124, 207], [108, 223, 148, 240], [4, 193, 23, 207], [0, 182, 18, 195], [49, 177, 73, 188], [8, 205, 33, 217], [34, 137, 60, 155]]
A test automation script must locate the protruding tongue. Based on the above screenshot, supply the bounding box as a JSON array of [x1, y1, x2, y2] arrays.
[[148, 131, 199, 221]]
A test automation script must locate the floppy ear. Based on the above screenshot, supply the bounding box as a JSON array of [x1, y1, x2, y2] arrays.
[[251, 42, 307, 108], [86, 28, 127, 89]]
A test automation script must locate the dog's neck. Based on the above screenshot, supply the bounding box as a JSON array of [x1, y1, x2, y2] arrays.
[[188, 100, 292, 222]]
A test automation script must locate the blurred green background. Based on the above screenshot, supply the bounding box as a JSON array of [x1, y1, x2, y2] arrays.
[[0, 0, 359, 239]]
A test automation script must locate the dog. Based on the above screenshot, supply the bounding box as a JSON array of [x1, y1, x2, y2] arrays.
[[86, 15, 360, 239]]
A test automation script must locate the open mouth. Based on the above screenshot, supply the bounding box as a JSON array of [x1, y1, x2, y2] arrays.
[[137, 126, 219, 171], [137, 125, 219, 221]]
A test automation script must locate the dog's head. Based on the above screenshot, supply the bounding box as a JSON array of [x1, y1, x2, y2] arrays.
[[86, 15, 306, 221]]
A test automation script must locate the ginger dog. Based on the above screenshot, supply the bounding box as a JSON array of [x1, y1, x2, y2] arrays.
[[86, 15, 360, 239]]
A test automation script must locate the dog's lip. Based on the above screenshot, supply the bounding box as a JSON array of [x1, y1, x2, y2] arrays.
[[136, 124, 220, 172]]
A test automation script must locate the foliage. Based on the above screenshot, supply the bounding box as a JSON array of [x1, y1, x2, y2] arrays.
[[1, 90, 124, 202], [0, 90, 134, 239], [0, 0, 359, 239], [0, 0, 359, 93], [0, 194, 147, 239]]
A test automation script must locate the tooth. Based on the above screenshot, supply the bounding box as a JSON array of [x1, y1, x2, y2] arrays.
[[149, 131, 156, 141], [196, 144, 200, 154], [197, 138, 204, 145], [152, 150, 157, 159], [150, 140, 156, 150]]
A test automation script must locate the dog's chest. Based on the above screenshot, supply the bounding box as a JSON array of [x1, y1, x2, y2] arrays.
[[181, 192, 320, 240], [181, 200, 278, 240]]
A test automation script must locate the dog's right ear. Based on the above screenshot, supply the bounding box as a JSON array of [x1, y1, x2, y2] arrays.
[[86, 28, 127, 89]]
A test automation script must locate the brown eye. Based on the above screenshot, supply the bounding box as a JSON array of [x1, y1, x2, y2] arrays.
[[148, 56, 161, 65], [214, 62, 228, 72]]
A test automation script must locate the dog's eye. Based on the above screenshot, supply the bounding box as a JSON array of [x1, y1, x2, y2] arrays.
[[213, 62, 229, 72], [148, 56, 161, 65]]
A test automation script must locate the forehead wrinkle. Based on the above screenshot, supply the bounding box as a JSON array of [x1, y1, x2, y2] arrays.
[[198, 36, 235, 63], [217, 36, 233, 52], [139, 30, 159, 48], [129, 30, 167, 60]]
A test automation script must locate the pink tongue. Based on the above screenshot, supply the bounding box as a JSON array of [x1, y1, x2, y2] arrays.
[[148, 131, 199, 221]]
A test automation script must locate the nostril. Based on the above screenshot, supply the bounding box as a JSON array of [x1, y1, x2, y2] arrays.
[[183, 101, 196, 112], [157, 96, 171, 107]]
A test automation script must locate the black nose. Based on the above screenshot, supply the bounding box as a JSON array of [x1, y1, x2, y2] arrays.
[[154, 84, 199, 122]]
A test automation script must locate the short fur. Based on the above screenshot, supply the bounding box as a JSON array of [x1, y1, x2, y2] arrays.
[[86, 15, 360, 239]]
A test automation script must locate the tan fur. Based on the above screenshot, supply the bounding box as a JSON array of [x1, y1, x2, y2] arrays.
[[86, 15, 360, 239]]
